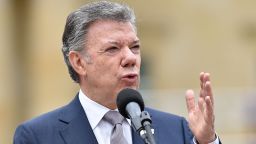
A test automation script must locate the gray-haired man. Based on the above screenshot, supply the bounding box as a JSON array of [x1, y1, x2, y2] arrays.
[[14, 1, 220, 144]]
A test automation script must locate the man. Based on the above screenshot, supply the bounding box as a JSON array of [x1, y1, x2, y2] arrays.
[[14, 1, 220, 144]]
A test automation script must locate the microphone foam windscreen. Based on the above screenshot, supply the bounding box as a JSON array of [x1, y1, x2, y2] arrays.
[[116, 88, 145, 118]]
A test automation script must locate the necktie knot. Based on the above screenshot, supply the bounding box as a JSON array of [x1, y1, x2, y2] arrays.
[[104, 111, 125, 126]]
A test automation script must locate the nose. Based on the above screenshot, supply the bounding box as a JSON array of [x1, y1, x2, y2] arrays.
[[121, 47, 137, 68]]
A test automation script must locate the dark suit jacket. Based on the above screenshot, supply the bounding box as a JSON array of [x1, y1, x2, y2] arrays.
[[14, 95, 195, 144]]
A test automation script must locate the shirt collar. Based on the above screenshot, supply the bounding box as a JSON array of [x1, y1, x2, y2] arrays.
[[78, 89, 131, 129], [79, 89, 111, 129]]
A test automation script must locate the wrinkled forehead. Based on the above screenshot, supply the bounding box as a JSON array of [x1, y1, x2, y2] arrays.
[[86, 20, 139, 45], [87, 19, 137, 34]]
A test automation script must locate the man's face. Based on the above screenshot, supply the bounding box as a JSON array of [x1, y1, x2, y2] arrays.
[[82, 20, 141, 103]]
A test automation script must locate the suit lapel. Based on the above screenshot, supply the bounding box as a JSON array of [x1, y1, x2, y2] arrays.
[[58, 95, 98, 144], [56, 95, 158, 144]]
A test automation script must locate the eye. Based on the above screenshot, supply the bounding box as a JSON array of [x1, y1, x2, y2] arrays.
[[130, 45, 140, 53], [105, 46, 120, 54]]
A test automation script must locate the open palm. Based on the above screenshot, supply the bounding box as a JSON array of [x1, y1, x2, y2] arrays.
[[186, 72, 216, 144]]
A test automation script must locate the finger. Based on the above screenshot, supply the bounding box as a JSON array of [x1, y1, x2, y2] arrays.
[[205, 96, 214, 124], [204, 73, 210, 82], [185, 90, 195, 113], [205, 81, 214, 106], [200, 72, 205, 89], [198, 97, 204, 113], [200, 72, 210, 97], [199, 72, 205, 98], [200, 87, 204, 98]]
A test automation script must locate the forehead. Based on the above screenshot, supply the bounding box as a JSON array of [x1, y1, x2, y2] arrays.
[[86, 20, 139, 45]]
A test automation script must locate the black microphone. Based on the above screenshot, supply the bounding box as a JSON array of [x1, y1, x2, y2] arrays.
[[116, 88, 156, 144]]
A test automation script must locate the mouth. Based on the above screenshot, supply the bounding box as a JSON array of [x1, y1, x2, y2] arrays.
[[121, 73, 138, 83]]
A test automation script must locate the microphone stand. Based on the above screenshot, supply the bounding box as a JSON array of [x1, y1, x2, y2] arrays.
[[139, 111, 156, 144], [130, 111, 156, 144]]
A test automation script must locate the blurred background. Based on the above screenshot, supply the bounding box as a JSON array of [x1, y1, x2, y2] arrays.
[[1, 0, 256, 143]]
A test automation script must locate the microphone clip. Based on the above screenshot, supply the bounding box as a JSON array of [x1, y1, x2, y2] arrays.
[[131, 111, 156, 144]]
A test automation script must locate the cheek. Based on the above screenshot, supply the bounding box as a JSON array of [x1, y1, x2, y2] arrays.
[[94, 59, 119, 76], [137, 56, 141, 67]]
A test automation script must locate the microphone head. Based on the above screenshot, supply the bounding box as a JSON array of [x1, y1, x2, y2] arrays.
[[116, 88, 145, 118]]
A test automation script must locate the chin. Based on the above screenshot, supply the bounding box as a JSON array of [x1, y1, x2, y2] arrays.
[[117, 81, 139, 92], [122, 85, 139, 90]]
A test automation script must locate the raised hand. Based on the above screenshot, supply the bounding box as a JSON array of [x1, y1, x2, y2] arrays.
[[185, 72, 216, 144]]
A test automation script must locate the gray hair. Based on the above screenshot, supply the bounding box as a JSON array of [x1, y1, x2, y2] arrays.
[[62, 1, 136, 83]]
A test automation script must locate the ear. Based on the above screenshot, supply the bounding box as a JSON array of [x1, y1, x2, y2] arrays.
[[68, 51, 87, 76]]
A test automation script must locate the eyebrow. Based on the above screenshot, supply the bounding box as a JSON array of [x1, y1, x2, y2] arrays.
[[108, 39, 140, 45], [132, 40, 140, 45]]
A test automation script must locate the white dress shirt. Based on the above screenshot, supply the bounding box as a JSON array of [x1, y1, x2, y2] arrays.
[[79, 90, 132, 144], [193, 136, 219, 144], [78, 89, 219, 144]]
